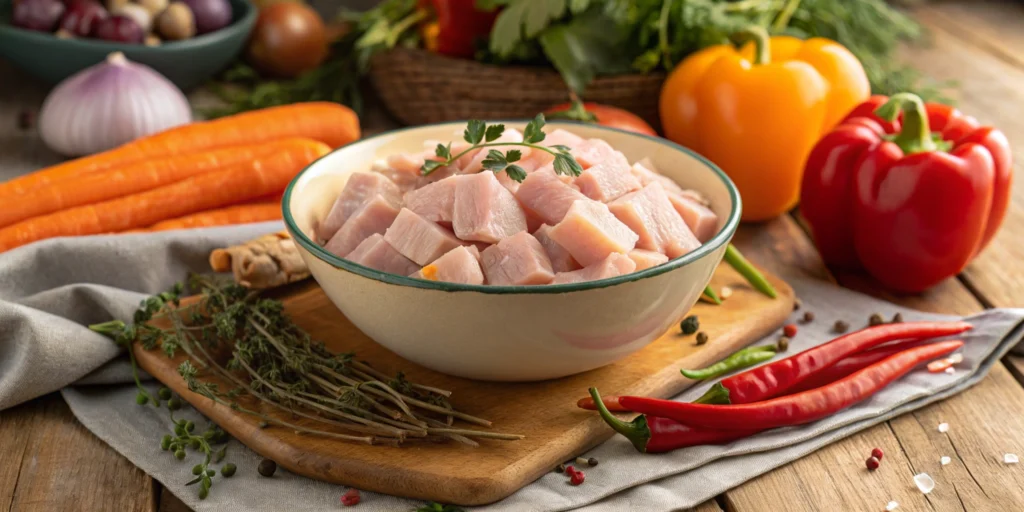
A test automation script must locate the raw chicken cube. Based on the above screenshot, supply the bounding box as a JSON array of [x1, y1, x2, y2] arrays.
[[317, 172, 401, 241], [668, 193, 719, 243], [461, 129, 531, 174], [533, 224, 580, 273], [411, 246, 484, 285], [515, 167, 590, 225], [551, 253, 637, 284], [324, 194, 401, 257], [496, 169, 523, 195], [628, 249, 669, 271], [403, 175, 461, 224], [375, 165, 426, 193], [479, 231, 555, 285], [609, 182, 701, 258], [630, 161, 686, 196], [548, 200, 639, 267], [575, 158, 642, 202], [345, 233, 419, 276], [384, 208, 464, 266], [453, 171, 528, 243], [571, 139, 629, 170], [519, 128, 585, 169]]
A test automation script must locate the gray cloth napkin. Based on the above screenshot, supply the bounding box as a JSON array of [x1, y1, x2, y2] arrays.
[[2, 226, 1021, 512]]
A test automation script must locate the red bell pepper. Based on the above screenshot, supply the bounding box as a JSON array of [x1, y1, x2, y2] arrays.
[[420, 0, 498, 59], [801, 93, 1012, 292]]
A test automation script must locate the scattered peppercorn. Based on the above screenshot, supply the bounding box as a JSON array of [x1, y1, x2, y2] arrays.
[[341, 488, 361, 506], [258, 458, 277, 477], [793, 298, 802, 311], [555, 463, 567, 473], [777, 336, 790, 352], [869, 313, 885, 326], [871, 447, 884, 461], [833, 320, 849, 334], [221, 463, 237, 477], [695, 332, 709, 346], [802, 311, 815, 323], [576, 457, 589, 466], [680, 315, 700, 335], [866, 456, 880, 471], [570, 470, 585, 486], [17, 110, 34, 131], [783, 324, 798, 337], [588, 457, 599, 467], [565, 465, 577, 477], [891, 313, 903, 324]]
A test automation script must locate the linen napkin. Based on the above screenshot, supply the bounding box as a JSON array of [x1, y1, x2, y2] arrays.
[[1, 225, 1021, 511]]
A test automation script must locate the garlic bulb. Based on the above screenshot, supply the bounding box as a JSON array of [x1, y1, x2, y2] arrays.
[[38, 52, 192, 157]]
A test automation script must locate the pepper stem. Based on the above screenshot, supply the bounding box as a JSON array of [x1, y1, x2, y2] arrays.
[[732, 26, 771, 65], [588, 387, 650, 453], [692, 382, 732, 404], [874, 93, 948, 154]]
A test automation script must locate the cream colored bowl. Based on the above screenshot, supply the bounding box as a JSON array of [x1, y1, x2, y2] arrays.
[[283, 122, 741, 381]]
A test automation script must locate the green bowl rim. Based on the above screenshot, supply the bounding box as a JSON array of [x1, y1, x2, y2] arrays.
[[0, 0, 256, 52], [283, 121, 742, 295]]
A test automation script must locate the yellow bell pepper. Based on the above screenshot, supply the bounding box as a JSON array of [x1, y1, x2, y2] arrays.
[[660, 28, 869, 221]]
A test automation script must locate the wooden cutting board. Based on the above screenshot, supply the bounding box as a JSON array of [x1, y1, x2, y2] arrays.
[[136, 264, 794, 506]]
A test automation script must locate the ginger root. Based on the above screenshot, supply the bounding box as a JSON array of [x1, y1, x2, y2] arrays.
[[209, 231, 309, 289]]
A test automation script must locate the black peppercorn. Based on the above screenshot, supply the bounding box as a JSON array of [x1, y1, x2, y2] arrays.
[[891, 313, 903, 324], [258, 458, 277, 477], [802, 311, 815, 323], [833, 320, 849, 334], [588, 457, 599, 467], [777, 336, 790, 352], [695, 332, 709, 345], [869, 313, 884, 326], [680, 315, 700, 335]]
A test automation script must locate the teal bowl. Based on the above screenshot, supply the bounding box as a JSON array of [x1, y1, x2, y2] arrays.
[[0, 0, 256, 90]]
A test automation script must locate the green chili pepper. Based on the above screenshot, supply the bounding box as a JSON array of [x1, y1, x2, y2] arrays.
[[702, 285, 721, 305], [681, 344, 777, 381], [724, 244, 778, 299]]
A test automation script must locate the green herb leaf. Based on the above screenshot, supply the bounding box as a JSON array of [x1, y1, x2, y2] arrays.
[[464, 120, 486, 144], [553, 153, 583, 178], [549, 144, 571, 152], [435, 142, 451, 159], [484, 124, 506, 142], [537, 8, 633, 95], [505, 149, 522, 163], [481, 150, 508, 172], [421, 160, 445, 175], [505, 165, 528, 183], [523, 114, 547, 144]]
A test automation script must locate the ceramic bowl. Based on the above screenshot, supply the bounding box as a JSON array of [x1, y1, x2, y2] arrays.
[[0, 0, 256, 90], [284, 122, 741, 382]]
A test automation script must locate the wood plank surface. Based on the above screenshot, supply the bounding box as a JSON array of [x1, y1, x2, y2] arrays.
[[135, 264, 793, 506]]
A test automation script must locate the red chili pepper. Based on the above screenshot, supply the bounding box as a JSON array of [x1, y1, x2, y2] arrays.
[[801, 93, 1012, 292], [598, 340, 963, 431], [420, 0, 498, 59], [691, 321, 971, 405], [785, 339, 929, 394], [588, 388, 762, 453]]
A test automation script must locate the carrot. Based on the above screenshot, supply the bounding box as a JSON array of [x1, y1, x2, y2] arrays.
[[0, 102, 357, 197], [0, 142, 330, 252], [146, 203, 282, 232], [0, 138, 323, 229]]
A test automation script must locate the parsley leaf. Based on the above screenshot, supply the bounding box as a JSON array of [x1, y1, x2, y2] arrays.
[[421, 160, 445, 175], [505, 149, 522, 163], [481, 150, 508, 172], [464, 120, 486, 144], [552, 152, 583, 178], [505, 165, 528, 183], [434, 142, 451, 159], [485, 124, 505, 142], [523, 114, 547, 144]]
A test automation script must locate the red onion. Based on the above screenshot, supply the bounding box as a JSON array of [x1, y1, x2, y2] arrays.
[[38, 52, 192, 157], [180, 0, 231, 34], [92, 14, 144, 43], [13, 0, 65, 32], [58, 0, 107, 37]]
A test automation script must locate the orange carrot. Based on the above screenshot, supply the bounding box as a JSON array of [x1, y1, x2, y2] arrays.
[[0, 142, 329, 252], [0, 138, 323, 229], [0, 102, 357, 197], [146, 203, 282, 232]]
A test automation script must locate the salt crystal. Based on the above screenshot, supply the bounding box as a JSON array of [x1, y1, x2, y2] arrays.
[[914, 472, 935, 494], [720, 286, 733, 299], [1004, 453, 1019, 464], [947, 353, 964, 364], [945, 367, 955, 375], [937, 422, 949, 433], [886, 501, 899, 511], [941, 456, 951, 465]]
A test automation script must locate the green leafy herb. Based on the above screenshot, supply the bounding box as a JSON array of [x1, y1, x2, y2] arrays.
[[422, 114, 582, 182]]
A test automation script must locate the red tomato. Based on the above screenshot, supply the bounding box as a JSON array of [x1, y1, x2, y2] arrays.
[[546, 102, 657, 137]]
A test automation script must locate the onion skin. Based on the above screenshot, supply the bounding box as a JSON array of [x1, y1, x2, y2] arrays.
[[38, 52, 192, 157], [180, 0, 231, 34]]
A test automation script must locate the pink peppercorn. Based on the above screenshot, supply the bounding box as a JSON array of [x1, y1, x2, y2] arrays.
[[866, 456, 880, 471], [872, 448, 884, 461], [570, 470, 585, 486], [341, 488, 361, 506], [783, 324, 798, 337]]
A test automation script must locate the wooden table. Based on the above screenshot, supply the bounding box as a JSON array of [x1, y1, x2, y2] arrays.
[[3, 2, 1024, 510]]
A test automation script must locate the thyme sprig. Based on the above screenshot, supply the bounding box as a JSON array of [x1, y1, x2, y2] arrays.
[[90, 275, 523, 498], [421, 114, 584, 183]]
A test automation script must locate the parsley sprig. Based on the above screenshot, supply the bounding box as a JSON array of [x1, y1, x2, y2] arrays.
[[420, 114, 584, 183]]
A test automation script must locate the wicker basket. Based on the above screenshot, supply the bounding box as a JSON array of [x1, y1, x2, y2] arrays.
[[369, 47, 666, 128]]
